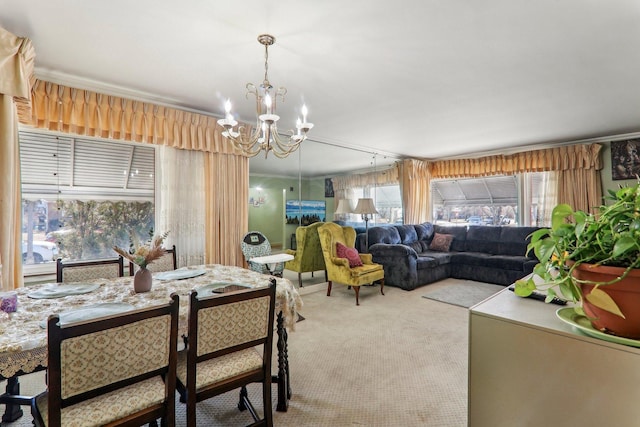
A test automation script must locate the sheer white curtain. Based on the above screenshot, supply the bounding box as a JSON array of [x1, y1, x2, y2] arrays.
[[156, 145, 206, 267]]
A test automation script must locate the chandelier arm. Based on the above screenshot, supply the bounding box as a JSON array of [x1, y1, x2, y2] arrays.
[[270, 129, 304, 153]]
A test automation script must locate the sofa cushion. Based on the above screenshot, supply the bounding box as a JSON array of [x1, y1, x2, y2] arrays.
[[414, 223, 434, 241], [368, 226, 401, 245], [451, 252, 528, 271], [395, 225, 418, 245], [433, 225, 467, 252], [429, 233, 453, 252], [465, 226, 502, 254], [407, 241, 423, 254], [336, 242, 363, 267], [498, 226, 539, 257], [416, 256, 441, 269], [419, 251, 451, 266]]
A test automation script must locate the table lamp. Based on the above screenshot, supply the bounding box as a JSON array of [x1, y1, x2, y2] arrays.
[[353, 198, 379, 252], [334, 199, 354, 219]]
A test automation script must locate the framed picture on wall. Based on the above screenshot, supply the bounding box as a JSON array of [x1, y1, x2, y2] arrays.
[[611, 139, 640, 180], [324, 178, 334, 197]]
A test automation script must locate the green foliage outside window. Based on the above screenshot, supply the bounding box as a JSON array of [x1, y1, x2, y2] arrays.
[[54, 200, 154, 261]]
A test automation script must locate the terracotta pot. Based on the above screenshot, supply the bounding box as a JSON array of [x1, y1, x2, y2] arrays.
[[574, 263, 640, 339], [133, 267, 153, 293]]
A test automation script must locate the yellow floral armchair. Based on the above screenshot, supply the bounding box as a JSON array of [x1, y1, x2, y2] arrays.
[[318, 222, 384, 305], [285, 222, 327, 287]]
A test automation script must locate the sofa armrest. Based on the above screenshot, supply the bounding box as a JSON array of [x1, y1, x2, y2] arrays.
[[285, 249, 296, 256], [369, 243, 418, 259], [359, 253, 374, 264]]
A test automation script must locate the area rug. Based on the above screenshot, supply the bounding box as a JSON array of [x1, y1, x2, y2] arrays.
[[422, 281, 505, 308]]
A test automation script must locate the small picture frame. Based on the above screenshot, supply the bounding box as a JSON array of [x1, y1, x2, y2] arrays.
[[324, 178, 334, 198], [611, 139, 640, 180]]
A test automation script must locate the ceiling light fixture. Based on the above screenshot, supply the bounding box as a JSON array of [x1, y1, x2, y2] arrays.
[[217, 34, 314, 159]]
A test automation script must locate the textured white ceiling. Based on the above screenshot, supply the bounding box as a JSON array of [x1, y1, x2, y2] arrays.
[[3, 0, 640, 177]]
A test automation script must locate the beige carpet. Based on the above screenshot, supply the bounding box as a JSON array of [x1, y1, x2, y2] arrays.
[[0, 275, 470, 426]]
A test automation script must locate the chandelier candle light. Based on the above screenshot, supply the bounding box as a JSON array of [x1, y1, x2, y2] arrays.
[[217, 34, 314, 158]]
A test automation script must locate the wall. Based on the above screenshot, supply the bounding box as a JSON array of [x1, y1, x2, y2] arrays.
[[248, 175, 335, 249]]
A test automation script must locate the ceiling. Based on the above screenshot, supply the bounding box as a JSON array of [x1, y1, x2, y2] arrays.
[[3, 0, 640, 177]]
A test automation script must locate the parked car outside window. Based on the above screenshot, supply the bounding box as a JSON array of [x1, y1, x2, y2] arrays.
[[466, 216, 483, 225], [22, 241, 59, 264]]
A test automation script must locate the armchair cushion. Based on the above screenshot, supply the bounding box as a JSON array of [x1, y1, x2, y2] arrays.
[[336, 242, 363, 267]]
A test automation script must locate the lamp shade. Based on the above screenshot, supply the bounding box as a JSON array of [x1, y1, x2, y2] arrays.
[[334, 199, 354, 214], [353, 198, 379, 215]]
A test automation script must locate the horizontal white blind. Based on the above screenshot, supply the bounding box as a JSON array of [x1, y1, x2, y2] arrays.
[[20, 130, 155, 200], [432, 175, 518, 206]]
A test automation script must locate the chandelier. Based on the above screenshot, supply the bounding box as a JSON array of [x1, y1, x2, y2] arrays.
[[217, 34, 314, 158]]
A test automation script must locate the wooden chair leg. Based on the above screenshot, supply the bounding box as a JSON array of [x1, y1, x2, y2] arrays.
[[380, 278, 385, 295], [354, 286, 360, 305], [298, 272, 302, 288], [327, 281, 332, 296]]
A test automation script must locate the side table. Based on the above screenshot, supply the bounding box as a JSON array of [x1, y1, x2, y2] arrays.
[[251, 253, 294, 277]]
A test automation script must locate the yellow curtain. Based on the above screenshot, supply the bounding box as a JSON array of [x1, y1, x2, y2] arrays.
[[557, 168, 602, 215], [331, 166, 398, 190], [29, 80, 245, 154], [0, 27, 35, 291], [430, 143, 602, 178], [399, 159, 431, 223], [204, 152, 249, 266]]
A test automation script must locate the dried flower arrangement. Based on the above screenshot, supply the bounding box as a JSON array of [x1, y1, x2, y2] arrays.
[[113, 230, 169, 269]]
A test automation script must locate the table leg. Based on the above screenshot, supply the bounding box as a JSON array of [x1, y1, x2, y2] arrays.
[[1, 377, 25, 422], [275, 311, 290, 412]]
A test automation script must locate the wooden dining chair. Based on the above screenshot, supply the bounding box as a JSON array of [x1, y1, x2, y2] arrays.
[[56, 257, 124, 283], [31, 294, 180, 427], [129, 245, 177, 275], [176, 278, 277, 427]]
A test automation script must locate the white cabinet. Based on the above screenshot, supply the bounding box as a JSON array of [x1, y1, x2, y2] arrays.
[[469, 288, 640, 426]]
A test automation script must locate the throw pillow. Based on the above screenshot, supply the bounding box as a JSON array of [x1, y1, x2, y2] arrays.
[[335, 242, 363, 267], [429, 233, 453, 252]]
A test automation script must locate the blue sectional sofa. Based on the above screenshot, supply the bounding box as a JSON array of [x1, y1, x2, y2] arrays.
[[365, 223, 539, 290]]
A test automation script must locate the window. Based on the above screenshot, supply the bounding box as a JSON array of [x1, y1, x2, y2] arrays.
[[344, 184, 402, 225], [431, 172, 555, 227], [20, 130, 156, 272]]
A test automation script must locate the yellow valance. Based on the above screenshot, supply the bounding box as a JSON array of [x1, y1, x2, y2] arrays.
[[26, 79, 248, 155], [430, 143, 603, 178]]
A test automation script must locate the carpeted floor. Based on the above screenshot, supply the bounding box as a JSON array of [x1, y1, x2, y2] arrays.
[[1, 275, 471, 426], [422, 280, 505, 308]]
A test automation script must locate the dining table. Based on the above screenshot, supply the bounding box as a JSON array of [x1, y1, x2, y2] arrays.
[[0, 263, 303, 422]]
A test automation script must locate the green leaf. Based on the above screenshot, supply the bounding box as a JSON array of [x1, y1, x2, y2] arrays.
[[535, 239, 557, 264], [612, 236, 636, 258], [585, 288, 625, 319], [551, 204, 573, 231], [513, 278, 536, 297]]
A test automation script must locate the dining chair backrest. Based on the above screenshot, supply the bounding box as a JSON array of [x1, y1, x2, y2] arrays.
[[129, 245, 177, 275], [177, 278, 276, 427], [31, 294, 179, 427], [56, 257, 124, 283]]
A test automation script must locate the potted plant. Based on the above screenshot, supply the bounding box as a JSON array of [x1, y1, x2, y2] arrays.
[[514, 183, 640, 339]]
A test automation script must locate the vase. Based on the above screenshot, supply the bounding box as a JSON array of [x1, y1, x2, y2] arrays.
[[133, 267, 153, 293], [573, 263, 640, 339]]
